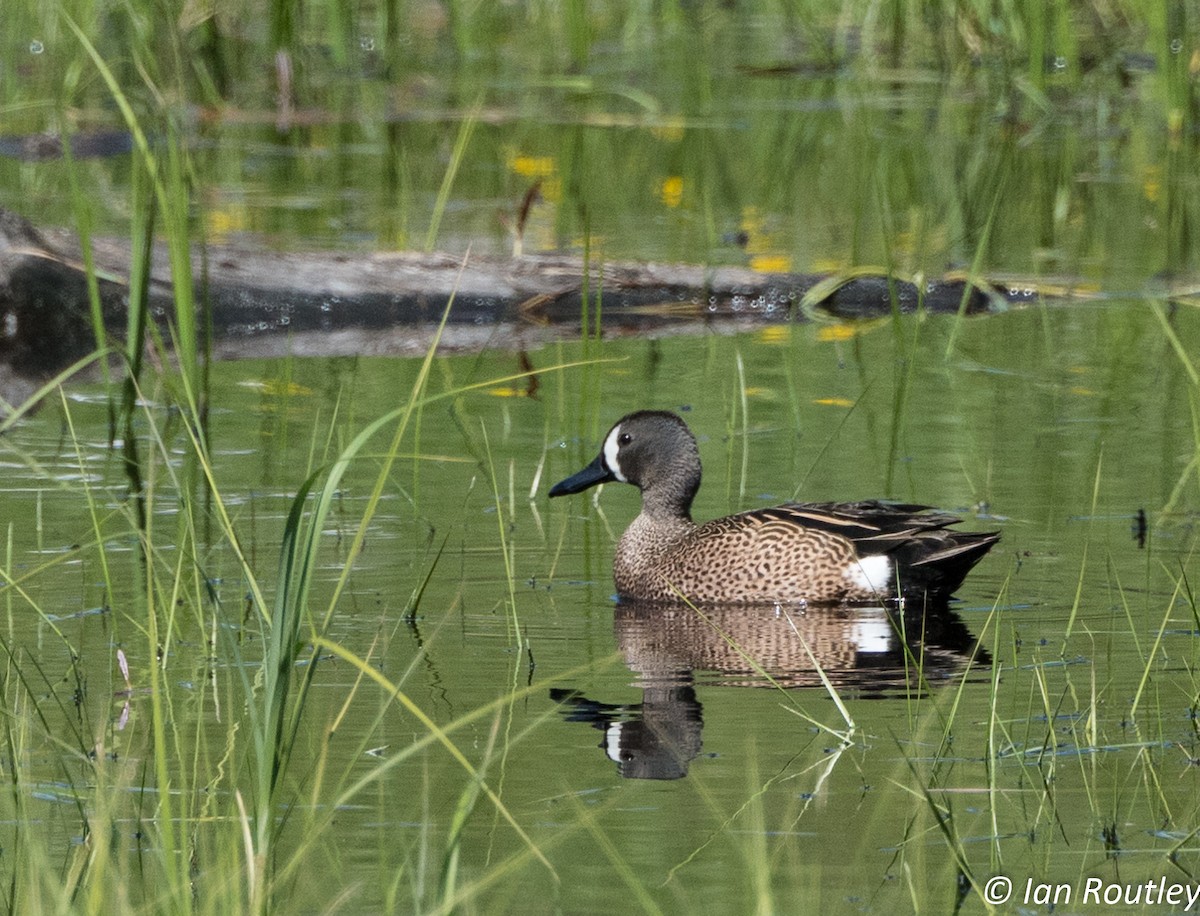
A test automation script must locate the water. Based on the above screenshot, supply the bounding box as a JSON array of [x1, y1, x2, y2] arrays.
[[2, 5, 1199, 911], [3, 7, 1196, 282], [2, 300, 1198, 911]]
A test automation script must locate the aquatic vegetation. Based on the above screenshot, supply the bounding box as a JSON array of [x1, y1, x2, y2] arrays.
[[0, 303, 1195, 912], [0, 2, 1198, 914]]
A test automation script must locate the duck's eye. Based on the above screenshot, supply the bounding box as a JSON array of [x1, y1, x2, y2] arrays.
[[618, 433, 632, 445]]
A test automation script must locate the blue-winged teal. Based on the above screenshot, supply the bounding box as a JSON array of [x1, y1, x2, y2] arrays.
[[549, 410, 1000, 605]]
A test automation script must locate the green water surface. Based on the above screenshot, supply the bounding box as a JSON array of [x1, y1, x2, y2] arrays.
[[2, 2, 1200, 913], [3, 302, 1199, 913]]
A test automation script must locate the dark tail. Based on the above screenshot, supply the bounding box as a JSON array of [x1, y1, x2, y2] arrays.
[[900, 530, 1001, 600]]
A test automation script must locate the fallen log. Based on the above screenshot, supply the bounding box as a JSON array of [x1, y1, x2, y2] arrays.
[[0, 205, 1048, 403]]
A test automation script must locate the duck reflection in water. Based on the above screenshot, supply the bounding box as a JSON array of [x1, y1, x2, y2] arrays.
[[552, 599, 988, 780]]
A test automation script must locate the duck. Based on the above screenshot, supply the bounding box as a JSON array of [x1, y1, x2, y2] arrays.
[[549, 410, 999, 605]]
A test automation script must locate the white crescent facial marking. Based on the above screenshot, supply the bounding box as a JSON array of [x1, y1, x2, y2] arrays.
[[603, 424, 628, 483], [847, 554, 892, 594]]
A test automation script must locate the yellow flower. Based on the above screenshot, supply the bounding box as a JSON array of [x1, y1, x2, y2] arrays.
[[507, 152, 557, 179], [749, 254, 792, 273], [816, 324, 860, 342], [739, 206, 792, 273], [754, 326, 792, 344], [659, 175, 683, 208], [206, 206, 247, 243]]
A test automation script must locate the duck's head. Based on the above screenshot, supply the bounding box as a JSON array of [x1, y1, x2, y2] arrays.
[[549, 411, 701, 516]]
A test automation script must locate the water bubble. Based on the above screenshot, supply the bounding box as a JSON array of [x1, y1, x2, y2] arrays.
[[359, 36, 375, 52], [1170, 38, 1184, 54], [29, 39, 44, 54], [1053, 55, 1067, 71]]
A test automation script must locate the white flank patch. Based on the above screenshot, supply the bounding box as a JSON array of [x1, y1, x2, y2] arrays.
[[603, 425, 629, 482], [604, 724, 625, 764], [847, 554, 892, 595]]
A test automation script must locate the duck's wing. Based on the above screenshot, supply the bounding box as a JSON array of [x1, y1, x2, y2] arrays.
[[769, 500, 1001, 598], [760, 501, 951, 541]]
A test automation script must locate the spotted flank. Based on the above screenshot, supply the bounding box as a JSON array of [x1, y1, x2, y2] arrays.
[[549, 410, 1000, 606]]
